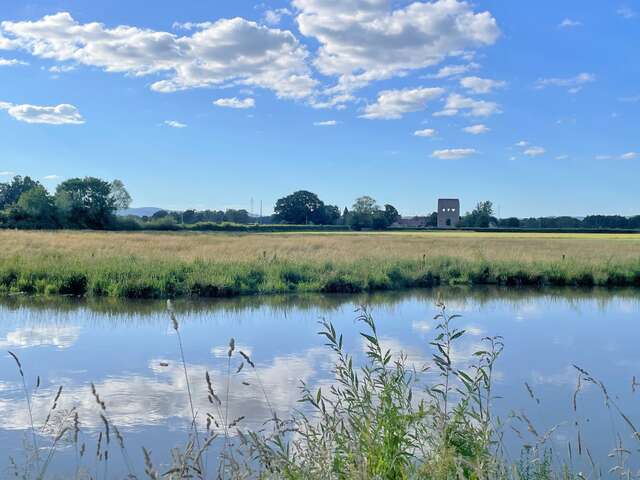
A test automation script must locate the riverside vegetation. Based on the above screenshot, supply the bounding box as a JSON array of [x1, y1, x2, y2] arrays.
[[6, 300, 639, 479], [1, 230, 640, 298]]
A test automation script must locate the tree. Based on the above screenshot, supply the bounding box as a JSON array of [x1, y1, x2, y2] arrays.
[[383, 204, 400, 226], [110, 179, 132, 210], [224, 209, 251, 224], [55, 177, 119, 229], [274, 190, 326, 224], [459, 201, 496, 228], [17, 186, 57, 226], [0, 176, 42, 209]]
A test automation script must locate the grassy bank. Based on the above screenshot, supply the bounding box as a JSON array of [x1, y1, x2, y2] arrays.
[[1, 230, 639, 298]]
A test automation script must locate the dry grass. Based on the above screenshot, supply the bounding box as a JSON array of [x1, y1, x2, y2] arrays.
[[1, 229, 639, 265]]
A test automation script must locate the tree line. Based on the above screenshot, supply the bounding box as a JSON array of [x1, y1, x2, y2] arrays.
[[0, 175, 131, 229], [1, 175, 638, 231]]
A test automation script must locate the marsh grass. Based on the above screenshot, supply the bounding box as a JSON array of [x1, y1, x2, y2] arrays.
[[5, 301, 640, 479], [1, 230, 640, 298]]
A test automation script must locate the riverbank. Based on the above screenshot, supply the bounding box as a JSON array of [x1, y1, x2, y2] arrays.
[[1, 230, 639, 298]]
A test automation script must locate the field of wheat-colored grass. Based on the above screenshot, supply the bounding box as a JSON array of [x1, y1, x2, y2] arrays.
[[2, 229, 639, 264], [1, 229, 639, 298]]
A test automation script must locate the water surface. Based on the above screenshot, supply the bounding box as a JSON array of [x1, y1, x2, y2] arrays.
[[0, 287, 638, 477]]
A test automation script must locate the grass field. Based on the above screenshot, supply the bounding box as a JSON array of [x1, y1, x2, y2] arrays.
[[1, 229, 639, 298]]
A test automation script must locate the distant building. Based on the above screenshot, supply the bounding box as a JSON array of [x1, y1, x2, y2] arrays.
[[394, 216, 428, 228], [437, 199, 460, 228]]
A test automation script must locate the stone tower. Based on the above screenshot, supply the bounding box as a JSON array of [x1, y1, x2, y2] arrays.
[[437, 199, 460, 228]]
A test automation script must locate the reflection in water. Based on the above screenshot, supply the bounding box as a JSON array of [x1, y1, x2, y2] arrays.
[[0, 287, 638, 476]]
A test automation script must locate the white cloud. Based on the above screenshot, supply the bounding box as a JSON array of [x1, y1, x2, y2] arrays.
[[360, 87, 445, 120], [313, 120, 338, 126], [434, 93, 501, 117], [595, 155, 613, 160], [0, 102, 84, 125], [523, 146, 546, 157], [428, 62, 480, 79], [0, 325, 80, 349], [164, 120, 187, 128], [0, 12, 317, 100], [43, 174, 61, 180], [0, 57, 28, 66], [294, 0, 500, 97], [620, 151, 637, 160], [515, 140, 529, 147], [0, 171, 14, 176], [463, 123, 489, 134], [559, 19, 582, 28], [431, 148, 477, 160], [413, 128, 436, 137], [617, 6, 637, 19], [460, 76, 506, 94], [264, 8, 292, 25], [213, 97, 255, 109], [555, 155, 569, 160], [48, 64, 75, 73], [535, 73, 595, 93]]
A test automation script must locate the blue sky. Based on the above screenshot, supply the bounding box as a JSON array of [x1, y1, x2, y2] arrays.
[[0, 0, 638, 217]]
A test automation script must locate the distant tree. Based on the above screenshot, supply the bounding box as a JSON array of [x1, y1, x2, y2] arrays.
[[110, 179, 132, 210], [350, 196, 379, 229], [182, 209, 198, 224], [275, 190, 326, 224], [55, 177, 119, 229], [151, 210, 169, 220], [499, 217, 521, 228], [0, 175, 42, 209], [340, 207, 350, 226], [383, 204, 400, 226], [319, 204, 341, 225], [425, 212, 438, 227], [459, 201, 495, 228], [224, 209, 251, 224], [17, 186, 58, 226], [628, 215, 640, 229]]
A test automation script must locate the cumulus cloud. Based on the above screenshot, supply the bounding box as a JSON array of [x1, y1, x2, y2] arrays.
[[0, 101, 84, 124], [523, 146, 545, 157], [427, 62, 480, 79], [0, 12, 317, 99], [293, 0, 500, 97], [0, 325, 80, 349], [460, 76, 506, 94], [535, 73, 595, 93], [313, 120, 338, 126], [360, 87, 445, 120], [463, 124, 489, 134], [620, 151, 637, 160], [434, 93, 501, 117], [413, 128, 436, 137], [559, 19, 582, 28], [264, 8, 292, 25], [0, 57, 28, 66], [515, 140, 529, 147], [164, 120, 187, 128], [431, 148, 476, 160], [213, 97, 255, 109]]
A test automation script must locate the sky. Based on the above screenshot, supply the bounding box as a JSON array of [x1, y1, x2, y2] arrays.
[[0, 0, 638, 217]]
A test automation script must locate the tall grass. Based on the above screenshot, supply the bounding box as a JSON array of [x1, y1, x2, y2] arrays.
[[6, 301, 639, 478]]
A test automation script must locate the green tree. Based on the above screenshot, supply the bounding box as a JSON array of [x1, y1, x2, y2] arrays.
[[275, 190, 326, 224], [110, 179, 132, 210], [350, 196, 381, 229], [17, 186, 58, 226], [55, 177, 120, 229], [0, 175, 42, 209], [460, 201, 495, 228]]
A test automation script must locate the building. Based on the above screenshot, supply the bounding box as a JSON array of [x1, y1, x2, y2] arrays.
[[437, 198, 460, 228]]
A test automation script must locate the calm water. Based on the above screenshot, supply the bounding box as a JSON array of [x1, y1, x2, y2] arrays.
[[0, 287, 638, 477]]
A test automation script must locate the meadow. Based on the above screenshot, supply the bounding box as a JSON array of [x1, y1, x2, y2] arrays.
[[1, 229, 639, 298]]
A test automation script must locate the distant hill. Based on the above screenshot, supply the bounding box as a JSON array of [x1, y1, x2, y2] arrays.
[[117, 207, 163, 217]]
